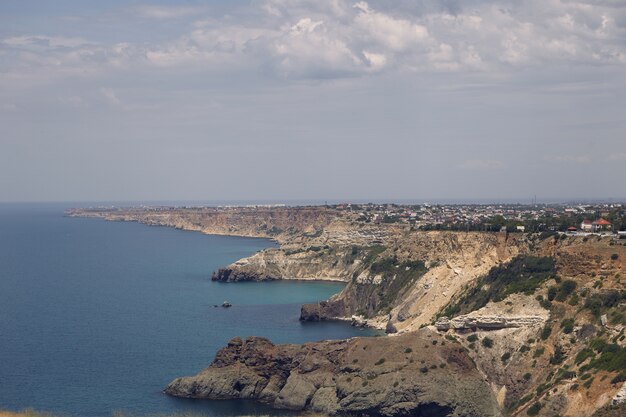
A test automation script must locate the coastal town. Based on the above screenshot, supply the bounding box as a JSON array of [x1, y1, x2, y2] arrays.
[[333, 202, 626, 235], [81, 202, 626, 236]]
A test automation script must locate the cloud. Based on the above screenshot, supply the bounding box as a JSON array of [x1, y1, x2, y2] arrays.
[[133, 5, 206, 20], [608, 153, 626, 161], [459, 159, 504, 170], [100, 88, 120, 105], [2, 35, 91, 49], [1, 0, 626, 83]]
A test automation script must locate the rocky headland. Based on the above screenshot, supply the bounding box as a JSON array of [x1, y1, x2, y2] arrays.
[[69, 206, 626, 417], [164, 330, 500, 417]]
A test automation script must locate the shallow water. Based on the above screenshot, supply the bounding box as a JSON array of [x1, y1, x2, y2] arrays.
[[0, 204, 378, 416]]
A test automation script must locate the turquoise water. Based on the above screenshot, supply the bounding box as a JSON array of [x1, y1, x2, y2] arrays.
[[0, 204, 377, 416]]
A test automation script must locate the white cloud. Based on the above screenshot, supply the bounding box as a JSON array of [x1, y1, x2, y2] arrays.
[[100, 88, 120, 105], [1, 0, 625, 82], [2, 35, 91, 49], [134, 5, 206, 20], [608, 153, 626, 161], [353, 2, 430, 52]]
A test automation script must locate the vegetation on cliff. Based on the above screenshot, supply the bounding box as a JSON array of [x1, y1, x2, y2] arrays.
[[440, 255, 556, 318]]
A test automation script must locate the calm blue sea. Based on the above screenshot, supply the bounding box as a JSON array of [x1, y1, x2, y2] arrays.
[[0, 204, 377, 417]]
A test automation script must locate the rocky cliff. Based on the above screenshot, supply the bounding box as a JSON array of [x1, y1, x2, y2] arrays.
[[300, 231, 528, 332], [67, 206, 339, 244], [71, 206, 626, 417], [165, 330, 501, 417]]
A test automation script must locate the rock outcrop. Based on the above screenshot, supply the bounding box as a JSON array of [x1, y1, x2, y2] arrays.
[[211, 246, 364, 282], [435, 315, 546, 331], [165, 330, 502, 417], [435, 297, 549, 331]]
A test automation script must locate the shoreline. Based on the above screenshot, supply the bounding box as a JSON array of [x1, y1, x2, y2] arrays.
[[66, 212, 282, 244], [69, 211, 381, 331]]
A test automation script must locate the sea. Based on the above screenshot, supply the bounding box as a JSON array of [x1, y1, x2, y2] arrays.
[[0, 203, 378, 416]]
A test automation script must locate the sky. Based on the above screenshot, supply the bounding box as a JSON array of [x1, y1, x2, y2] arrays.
[[1, 0, 625, 203]]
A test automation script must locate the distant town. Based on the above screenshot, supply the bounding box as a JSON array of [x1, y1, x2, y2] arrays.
[[77, 201, 626, 236], [335, 202, 626, 235]]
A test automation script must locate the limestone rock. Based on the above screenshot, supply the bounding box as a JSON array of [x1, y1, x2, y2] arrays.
[[165, 331, 502, 416]]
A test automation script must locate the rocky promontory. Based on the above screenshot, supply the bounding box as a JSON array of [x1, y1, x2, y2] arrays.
[[164, 330, 501, 417]]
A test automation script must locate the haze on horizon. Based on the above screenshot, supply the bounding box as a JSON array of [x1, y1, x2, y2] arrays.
[[1, 0, 625, 203]]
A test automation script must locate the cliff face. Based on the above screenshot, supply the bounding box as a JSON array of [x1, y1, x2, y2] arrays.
[[165, 330, 501, 417], [212, 245, 364, 282], [300, 232, 528, 331], [71, 206, 626, 417], [67, 206, 339, 244]]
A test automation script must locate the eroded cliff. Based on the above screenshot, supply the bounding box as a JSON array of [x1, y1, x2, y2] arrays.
[[165, 330, 501, 417], [70, 206, 626, 417]]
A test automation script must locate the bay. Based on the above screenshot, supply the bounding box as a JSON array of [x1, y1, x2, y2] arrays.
[[0, 204, 377, 416]]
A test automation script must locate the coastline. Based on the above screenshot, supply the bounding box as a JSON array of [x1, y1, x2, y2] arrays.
[[65, 205, 626, 417]]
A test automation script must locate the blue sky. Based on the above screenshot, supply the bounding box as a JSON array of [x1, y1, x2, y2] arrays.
[[1, 0, 625, 202]]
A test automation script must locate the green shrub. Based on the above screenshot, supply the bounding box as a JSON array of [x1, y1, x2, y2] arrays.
[[467, 334, 478, 342], [523, 372, 532, 381], [611, 373, 626, 384], [548, 286, 557, 301], [482, 337, 494, 348], [575, 348, 594, 365], [561, 318, 575, 334], [611, 253, 619, 260], [501, 352, 511, 363], [550, 345, 565, 365], [588, 342, 626, 372], [556, 280, 577, 302], [533, 347, 545, 358], [527, 402, 542, 416], [375, 358, 386, 365], [541, 324, 552, 340], [404, 347, 412, 353]]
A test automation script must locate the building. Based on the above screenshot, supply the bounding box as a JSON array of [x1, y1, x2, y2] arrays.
[[580, 219, 593, 231], [592, 218, 612, 232]]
